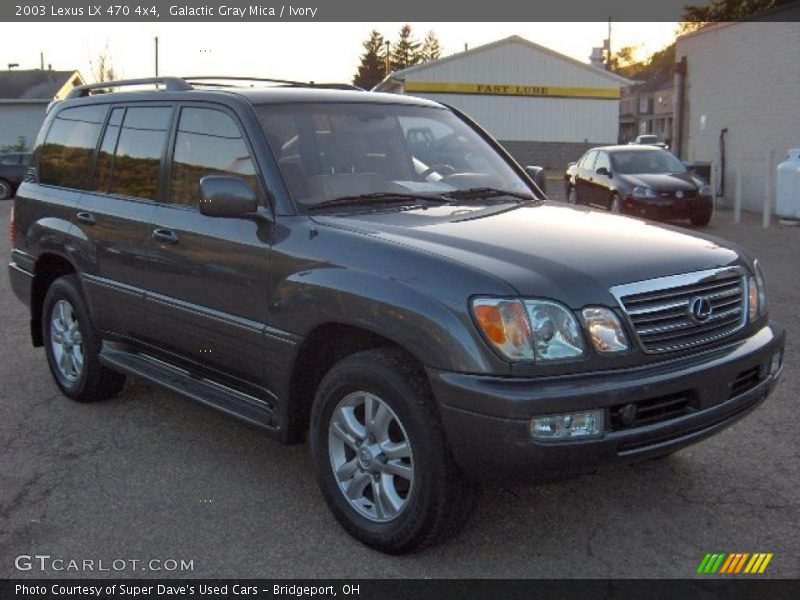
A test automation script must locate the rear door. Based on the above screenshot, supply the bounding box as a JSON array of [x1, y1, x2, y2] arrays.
[[77, 104, 173, 341], [143, 104, 272, 386]]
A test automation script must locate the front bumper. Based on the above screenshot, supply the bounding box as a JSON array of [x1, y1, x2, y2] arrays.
[[625, 194, 712, 220], [429, 323, 784, 483]]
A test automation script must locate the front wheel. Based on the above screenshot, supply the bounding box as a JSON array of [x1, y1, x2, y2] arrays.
[[310, 348, 477, 553], [42, 275, 125, 402], [610, 193, 623, 214], [567, 187, 578, 205], [690, 210, 712, 227]]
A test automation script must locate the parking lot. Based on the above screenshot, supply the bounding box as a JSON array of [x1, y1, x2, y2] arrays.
[[0, 200, 798, 578]]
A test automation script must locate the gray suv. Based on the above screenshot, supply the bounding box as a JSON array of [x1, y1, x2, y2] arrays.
[[8, 77, 785, 553]]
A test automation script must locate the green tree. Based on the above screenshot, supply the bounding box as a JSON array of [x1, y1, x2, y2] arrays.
[[419, 30, 443, 63], [390, 24, 421, 71], [353, 30, 387, 89], [679, 0, 790, 33]]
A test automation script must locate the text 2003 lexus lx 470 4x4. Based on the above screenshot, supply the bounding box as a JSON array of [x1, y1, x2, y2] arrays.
[[8, 77, 785, 553]]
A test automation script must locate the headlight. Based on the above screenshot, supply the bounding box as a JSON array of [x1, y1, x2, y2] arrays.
[[582, 307, 629, 353], [472, 298, 585, 361], [748, 259, 768, 321], [525, 301, 585, 360], [632, 186, 657, 198], [699, 184, 712, 196]]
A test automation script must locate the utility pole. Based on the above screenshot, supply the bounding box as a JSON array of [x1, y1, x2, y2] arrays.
[[154, 36, 159, 77], [605, 18, 612, 70], [40, 52, 44, 70], [384, 40, 391, 75]]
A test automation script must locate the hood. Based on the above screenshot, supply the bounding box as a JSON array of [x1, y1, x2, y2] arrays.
[[620, 172, 701, 191], [313, 203, 741, 308]]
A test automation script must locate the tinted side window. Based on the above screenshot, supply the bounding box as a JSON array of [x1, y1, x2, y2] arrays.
[[169, 107, 258, 206], [39, 105, 107, 189], [95, 106, 171, 200]]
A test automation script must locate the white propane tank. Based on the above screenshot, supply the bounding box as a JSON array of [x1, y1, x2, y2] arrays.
[[776, 148, 800, 219]]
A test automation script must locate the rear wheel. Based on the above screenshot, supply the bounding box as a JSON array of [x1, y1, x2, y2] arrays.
[[0, 179, 12, 200], [42, 275, 125, 402], [310, 348, 477, 553]]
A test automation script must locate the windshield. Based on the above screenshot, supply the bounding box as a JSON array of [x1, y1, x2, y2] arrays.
[[637, 135, 659, 143], [257, 102, 533, 210], [611, 150, 686, 175]]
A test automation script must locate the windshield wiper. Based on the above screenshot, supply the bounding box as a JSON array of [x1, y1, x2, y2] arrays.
[[441, 187, 537, 202], [307, 192, 447, 211]]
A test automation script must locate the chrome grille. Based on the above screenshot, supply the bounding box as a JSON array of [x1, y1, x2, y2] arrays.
[[611, 268, 746, 354]]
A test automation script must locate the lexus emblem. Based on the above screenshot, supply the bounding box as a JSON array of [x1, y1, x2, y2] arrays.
[[676, 190, 684, 199], [689, 297, 713, 323]]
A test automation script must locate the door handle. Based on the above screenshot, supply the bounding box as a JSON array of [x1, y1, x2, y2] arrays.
[[152, 228, 180, 245], [76, 211, 96, 225]]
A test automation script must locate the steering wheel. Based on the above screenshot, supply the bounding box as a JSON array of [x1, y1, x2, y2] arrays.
[[420, 163, 457, 179]]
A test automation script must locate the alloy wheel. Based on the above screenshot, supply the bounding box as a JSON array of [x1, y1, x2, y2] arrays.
[[328, 391, 414, 523], [50, 299, 85, 382]]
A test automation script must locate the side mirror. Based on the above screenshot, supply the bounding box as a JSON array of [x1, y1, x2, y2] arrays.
[[596, 167, 611, 177], [199, 175, 259, 218], [525, 165, 547, 194]]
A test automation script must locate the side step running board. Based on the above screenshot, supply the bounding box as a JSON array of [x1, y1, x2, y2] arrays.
[[100, 348, 279, 431]]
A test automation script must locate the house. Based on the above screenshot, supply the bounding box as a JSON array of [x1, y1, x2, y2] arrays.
[[374, 35, 631, 169], [674, 6, 800, 212], [619, 69, 674, 146], [0, 69, 84, 151]]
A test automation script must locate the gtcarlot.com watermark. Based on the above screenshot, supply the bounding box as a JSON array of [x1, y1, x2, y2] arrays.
[[15, 554, 194, 573]]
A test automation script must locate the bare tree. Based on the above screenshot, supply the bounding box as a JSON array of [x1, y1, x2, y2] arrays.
[[90, 41, 118, 83]]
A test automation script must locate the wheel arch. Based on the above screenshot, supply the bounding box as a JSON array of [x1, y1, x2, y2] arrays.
[[30, 252, 79, 347], [284, 322, 424, 444]]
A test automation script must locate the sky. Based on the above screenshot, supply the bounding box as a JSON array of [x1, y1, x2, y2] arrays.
[[1, 22, 678, 84]]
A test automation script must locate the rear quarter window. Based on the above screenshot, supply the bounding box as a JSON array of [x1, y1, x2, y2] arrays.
[[39, 105, 107, 189]]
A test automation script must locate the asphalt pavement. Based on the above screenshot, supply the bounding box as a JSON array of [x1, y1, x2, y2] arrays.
[[1, 200, 797, 578]]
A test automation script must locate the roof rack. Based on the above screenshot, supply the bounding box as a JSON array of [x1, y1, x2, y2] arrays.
[[66, 77, 193, 99], [65, 76, 364, 100], [184, 76, 364, 91]]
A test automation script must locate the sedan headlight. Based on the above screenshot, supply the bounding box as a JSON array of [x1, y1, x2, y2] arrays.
[[632, 186, 657, 198], [748, 259, 768, 321], [472, 298, 585, 361], [699, 184, 712, 196], [582, 307, 629, 353]]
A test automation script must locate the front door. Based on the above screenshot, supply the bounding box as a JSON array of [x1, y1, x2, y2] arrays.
[[144, 105, 272, 386]]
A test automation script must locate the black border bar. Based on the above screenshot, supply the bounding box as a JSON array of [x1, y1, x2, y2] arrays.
[[3, 579, 800, 600]]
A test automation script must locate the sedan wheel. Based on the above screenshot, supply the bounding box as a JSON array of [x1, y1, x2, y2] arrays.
[[328, 391, 414, 523], [0, 179, 12, 200], [567, 187, 577, 205], [610, 194, 623, 214]]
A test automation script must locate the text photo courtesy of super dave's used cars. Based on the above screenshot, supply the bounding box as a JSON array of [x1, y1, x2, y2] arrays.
[[5, 72, 786, 553]]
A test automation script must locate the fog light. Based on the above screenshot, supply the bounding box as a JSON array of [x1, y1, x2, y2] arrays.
[[770, 350, 783, 375], [530, 410, 603, 441]]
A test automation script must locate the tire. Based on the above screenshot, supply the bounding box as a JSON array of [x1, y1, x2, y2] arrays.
[[0, 179, 12, 200], [310, 347, 477, 554], [610, 193, 623, 214], [567, 187, 577, 205], [690, 210, 712, 227], [42, 274, 125, 402]]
